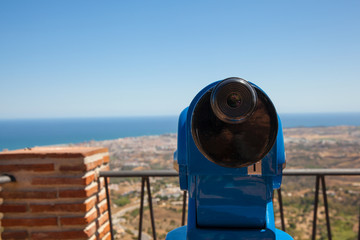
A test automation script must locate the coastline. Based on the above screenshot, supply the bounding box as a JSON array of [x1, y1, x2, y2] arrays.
[[1, 113, 359, 151]]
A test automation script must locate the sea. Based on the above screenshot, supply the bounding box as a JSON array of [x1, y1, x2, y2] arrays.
[[0, 113, 359, 151]]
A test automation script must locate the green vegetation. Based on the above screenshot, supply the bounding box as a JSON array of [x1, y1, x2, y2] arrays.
[[113, 195, 130, 207], [156, 195, 168, 201], [332, 217, 357, 240], [130, 208, 139, 217]]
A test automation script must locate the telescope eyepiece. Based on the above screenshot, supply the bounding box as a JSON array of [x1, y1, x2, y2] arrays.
[[211, 78, 257, 123]]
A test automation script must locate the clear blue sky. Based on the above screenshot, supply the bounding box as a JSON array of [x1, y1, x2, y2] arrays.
[[1, 1, 359, 119]]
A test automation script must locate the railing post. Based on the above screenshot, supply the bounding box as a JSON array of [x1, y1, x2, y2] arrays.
[[277, 188, 286, 231], [358, 206, 360, 240], [320, 176, 332, 240], [104, 177, 114, 240], [182, 191, 187, 226], [138, 177, 146, 240], [145, 177, 157, 240], [312, 175, 320, 240]]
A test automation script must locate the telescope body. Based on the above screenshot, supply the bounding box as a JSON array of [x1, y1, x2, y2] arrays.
[[166, 78, 293, 240]]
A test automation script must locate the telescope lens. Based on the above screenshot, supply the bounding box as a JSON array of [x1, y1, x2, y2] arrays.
[[227, 92, 242, 108], [211, 78, 257, 123], [191, 78, 279, 168]]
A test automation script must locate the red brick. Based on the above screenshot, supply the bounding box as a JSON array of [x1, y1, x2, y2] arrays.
[[85, 159, 103, 171], [102, 232, 111, 240], [85, 196, 97, 211], [98, 222, 110, 239], [1, 230, 28, 239], [31, 229, 95, 240], [0, 203, 27, 213], [0, 190, 57, 199], [99, 178, 105, 189], [86, 183, 99, 196], [31, 203, 79, 212], [97, 189, 106, 202], [60, 158, 106, 172], [98, 200, 108, 215], [30, 198, 95, 213], [0, 147, 108, 160], [59, 183, 98, 198], [32, 177, 83, 185], [0, 163, 54, 172], [32, 173, 95, 186], [61, 161, 100, 173], [59, 164, 86, 172], [85, 222, 97, 237], [60, 209, 98, 226], [98, 232, 111, 240], [97, 212, 109, 227], [59, 189, 86, 198], [1, 217, 57, 227], [101, 164, 110, 171], [85, 173, 96, 185], [102, 155, 110, 163], [99, 177, 110, 189]]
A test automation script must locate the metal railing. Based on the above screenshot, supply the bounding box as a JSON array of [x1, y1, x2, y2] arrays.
[[100, 169, 360, 240], [102, 170, 180, 240], [0, 174, 15, 184]]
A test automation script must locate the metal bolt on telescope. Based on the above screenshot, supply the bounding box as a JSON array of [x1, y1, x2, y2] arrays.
[[166, 77, 293, 240]]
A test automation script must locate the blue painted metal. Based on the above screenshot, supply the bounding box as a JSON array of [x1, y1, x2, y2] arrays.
[[167, 79, 293, 240], [175, 107, 189, 191]]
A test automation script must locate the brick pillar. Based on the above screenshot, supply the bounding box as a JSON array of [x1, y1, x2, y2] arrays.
[[0, 147, 111, 240]]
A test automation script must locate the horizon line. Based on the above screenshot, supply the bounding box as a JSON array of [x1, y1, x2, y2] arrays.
[[1, 112, 360, 121]]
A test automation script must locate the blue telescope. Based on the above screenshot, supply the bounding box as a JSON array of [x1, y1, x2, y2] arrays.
[[166, 78, 293, 240]]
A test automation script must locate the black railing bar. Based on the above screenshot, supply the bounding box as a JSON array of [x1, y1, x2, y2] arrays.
[[104, 177, 114, 240], [100, 169, 360, 178], [358, 207, 360, 240], [321, 176, 332, 240], [145, 177, 157, 240], [312, 176, 320, 240], [283, 169, 360, 176], [138, 177, 146, 240], [182, 191, 187, 226], [100, 170, 178, 178], [277, 188, 286, 232], [0, 174, 15, 184]]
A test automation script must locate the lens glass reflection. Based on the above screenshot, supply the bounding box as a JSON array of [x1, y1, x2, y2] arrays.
[[226, 92, 242, 108]]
